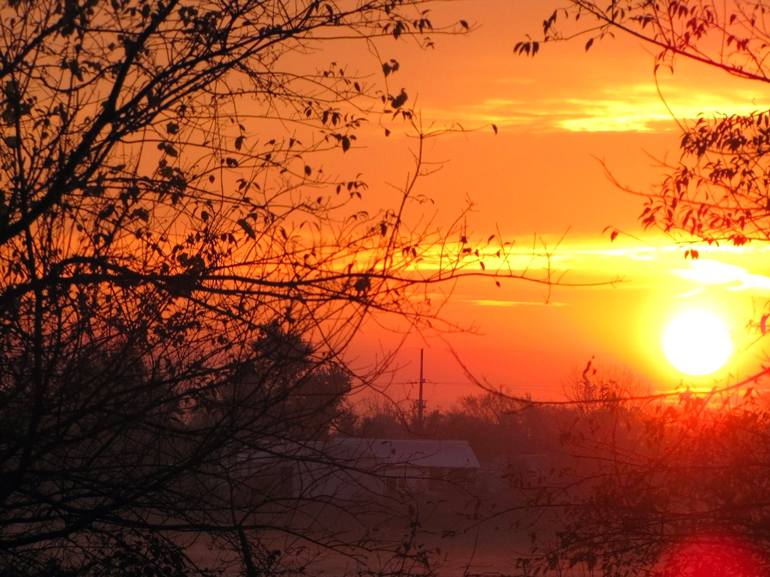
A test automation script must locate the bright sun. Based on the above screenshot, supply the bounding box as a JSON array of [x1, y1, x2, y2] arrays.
[[661, 309, 733, 376]]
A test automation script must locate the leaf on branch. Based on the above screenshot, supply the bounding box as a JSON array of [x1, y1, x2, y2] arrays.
[[237, 218, 255, 239], [234, 135, 245, 151], [382, 59, 399, 77], [132, 208, 150, 222], [514, 40, 539, 57], [390, 89, 408, 109], [354, 274, 371, 293], [585, 38, 594, 51], [68, 59, 83, 81], [158, 141, 178, 157], [98, 204, 115, 220]]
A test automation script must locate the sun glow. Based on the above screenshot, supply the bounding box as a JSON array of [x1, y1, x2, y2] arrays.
[[661, 309, 733, 376], [658, 535, 766, 576]]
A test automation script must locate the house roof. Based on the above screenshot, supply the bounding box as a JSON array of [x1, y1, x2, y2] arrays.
[[235, 437, 481, 470], [332, 438, 480, 469]]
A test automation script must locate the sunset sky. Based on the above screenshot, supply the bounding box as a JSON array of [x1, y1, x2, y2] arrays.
[[340, 0, 770, 406]]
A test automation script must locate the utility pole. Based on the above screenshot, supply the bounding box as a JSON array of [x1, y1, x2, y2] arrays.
[[418, 348, 425, 430]]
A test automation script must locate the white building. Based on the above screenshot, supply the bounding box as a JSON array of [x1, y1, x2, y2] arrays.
[[234, 438, 481, 501]]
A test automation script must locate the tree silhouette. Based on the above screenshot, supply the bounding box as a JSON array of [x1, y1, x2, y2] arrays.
[[0, 1, 515, 575], [514, 4, 770, 573], [513, 390, 770, 577], [518, 1, 770, 247], [200, 321, 353, 440]]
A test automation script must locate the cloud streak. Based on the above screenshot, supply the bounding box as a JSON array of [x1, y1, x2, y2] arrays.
[[673, 259, 770, 293], [411, 235, 770, 298], [426, 83, 770, 133]]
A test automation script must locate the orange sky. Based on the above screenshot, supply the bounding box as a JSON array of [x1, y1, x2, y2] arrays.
[[333, 0, 770, 407]]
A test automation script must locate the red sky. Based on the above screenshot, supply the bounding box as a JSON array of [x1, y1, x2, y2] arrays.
[[333, 0, 770, 407]]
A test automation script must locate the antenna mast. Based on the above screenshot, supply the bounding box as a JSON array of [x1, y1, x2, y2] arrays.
[[418, 348, 425, 430]]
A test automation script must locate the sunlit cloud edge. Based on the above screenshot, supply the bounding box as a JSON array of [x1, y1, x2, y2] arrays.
[[422, 83, 770, 134]]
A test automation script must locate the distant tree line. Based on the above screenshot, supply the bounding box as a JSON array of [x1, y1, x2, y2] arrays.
[[342, 391, 571, 467]]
